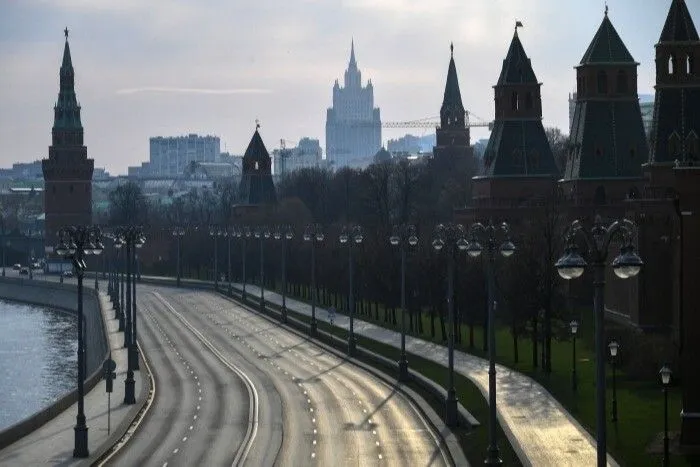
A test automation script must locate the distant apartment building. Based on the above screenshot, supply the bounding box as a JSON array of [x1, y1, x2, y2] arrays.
[[272, 138, 322, 175], [387, 134, 436, 154], [325, 41, 381, 169], [569, 92, 654, 137], [128, 133, 221, 178]]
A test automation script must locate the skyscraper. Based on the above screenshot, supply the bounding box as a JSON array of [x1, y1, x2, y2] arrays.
[[325, 41, 381, 169], [42, 29, 94, 251]]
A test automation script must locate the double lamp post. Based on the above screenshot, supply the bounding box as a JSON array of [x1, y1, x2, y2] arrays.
[[55, 225, 104, 458], [555, 216, 642, 467]]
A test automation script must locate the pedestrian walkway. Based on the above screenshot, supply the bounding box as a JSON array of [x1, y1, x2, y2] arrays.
[[236, 283, 617, 467], [0, 290, 148, 466]]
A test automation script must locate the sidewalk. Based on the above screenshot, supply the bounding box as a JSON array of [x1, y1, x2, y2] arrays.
[[0, 290, 148, 466], [236, 283, 617, 467]]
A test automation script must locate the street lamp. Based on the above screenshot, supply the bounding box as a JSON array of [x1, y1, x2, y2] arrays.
[[210, 227, 223, 290], [304, 223, 324, 336], [237, 227, 251, 301], [555, 216, 642, 467], [340, 224, 363, 356], [466, 220, 515, 465], [55, 225, 103, 458], [172, 226, 185, 287], [115, 226, 145, 405], [274, 225, 294, 323], [254, 227, 270, 311], [226, 226, 233, 296], [432, 223, 468, 427], [571, 320, 579, 392], [608, 340, 619, 423], [660, 365, 672, 467], [390, 224, 418, 382]]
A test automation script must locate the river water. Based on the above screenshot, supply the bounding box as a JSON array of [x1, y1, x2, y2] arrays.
[[0, 299, 78, 431]]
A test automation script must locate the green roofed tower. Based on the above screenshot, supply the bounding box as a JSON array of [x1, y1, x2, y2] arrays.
[[648, 0, 700, 169], [42, 29, 94, 253], [471, 24, 559, 207], [561, 8, 649, 207]]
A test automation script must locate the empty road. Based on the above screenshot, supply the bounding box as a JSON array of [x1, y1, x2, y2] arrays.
[[106, 285, 454, 466]]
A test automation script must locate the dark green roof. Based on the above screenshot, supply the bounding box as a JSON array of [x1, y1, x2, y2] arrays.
[[580, 14, 636, 65], [481, 121, 559, 178], [243, 129, 270, 162], [61, 39, 72, 69], [650, 87, 700, 164], [54, 36, 82, 130], [660, 0, 699, 42], [239, 129, 277, 205], [564, 99, 648, 179], [497, 32, 538, 85], [441, 48, 464, 112]]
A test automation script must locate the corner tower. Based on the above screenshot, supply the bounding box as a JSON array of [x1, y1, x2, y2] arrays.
[[560, 9, 649, 209], [471, 25, 559, 207], [42, 29, 94, 248], [433, 43, 472, 168]]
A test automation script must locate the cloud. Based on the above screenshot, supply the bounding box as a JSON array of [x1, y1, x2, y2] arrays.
[[115, 87, 273, 95]]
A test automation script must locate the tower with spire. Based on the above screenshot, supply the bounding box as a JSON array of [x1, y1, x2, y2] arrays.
[[42, 29, 94, 249], [471, 24, 559, 209], [630, 0, 700, 447], [237, 123, 277, 206], [432, 43, 473, 168], [325, 40, 382, 169], [560, 8, 649, 210]]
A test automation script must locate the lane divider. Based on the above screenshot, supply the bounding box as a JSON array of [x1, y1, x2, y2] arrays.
[[151, 291, 260, 467]]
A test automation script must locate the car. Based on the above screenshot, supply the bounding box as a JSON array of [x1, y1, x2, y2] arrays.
[[12, 264, 21, 271], [19, 267, 29, 276], [62, 270, 73, 278]]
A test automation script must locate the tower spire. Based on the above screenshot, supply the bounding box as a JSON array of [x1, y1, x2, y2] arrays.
[[54, 28, 82, 135], [440, 43, 465, 130], [349, 39, 357, 68]]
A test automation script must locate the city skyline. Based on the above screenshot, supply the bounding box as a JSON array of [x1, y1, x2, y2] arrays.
[[0, 0, 688, 175]]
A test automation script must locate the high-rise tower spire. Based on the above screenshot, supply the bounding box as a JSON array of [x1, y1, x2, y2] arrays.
[[349, 39, 357, 69]]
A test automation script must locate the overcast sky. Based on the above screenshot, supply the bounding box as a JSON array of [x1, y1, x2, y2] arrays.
[[0, 0, 690, 175]]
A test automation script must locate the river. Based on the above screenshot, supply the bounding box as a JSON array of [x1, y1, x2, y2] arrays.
[[0, 299, 78, 431]]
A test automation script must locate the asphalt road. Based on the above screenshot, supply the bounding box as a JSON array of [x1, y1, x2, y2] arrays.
[[109, 285, 451, 466]]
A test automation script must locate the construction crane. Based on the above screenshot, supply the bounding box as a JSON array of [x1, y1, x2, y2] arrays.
[[382, 111, 493, 131]]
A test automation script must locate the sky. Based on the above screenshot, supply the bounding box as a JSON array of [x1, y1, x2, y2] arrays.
[[0, 0, 692, 175]]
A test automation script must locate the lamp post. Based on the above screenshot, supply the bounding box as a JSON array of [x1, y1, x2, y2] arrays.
[[432, 223, 468, 427], [340, 224, 363, 356], [660, 365, 672, 467], [55, 225, 104, 458], [571, 320, 579, 392], [274, 225, 294, 323], [608, 340, 619, 423], [304, 223, 324, 336], [172, 227, 185, 287], [465, 221, 515, 465], [390, 224, 418, 382], [254, 227, 270, 311], [210, 227, 223, 290], [555, 216, 643, 467], [115, 226, 145, 405], [227, 226, 233, 296], [237, 227, 250, 301]]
